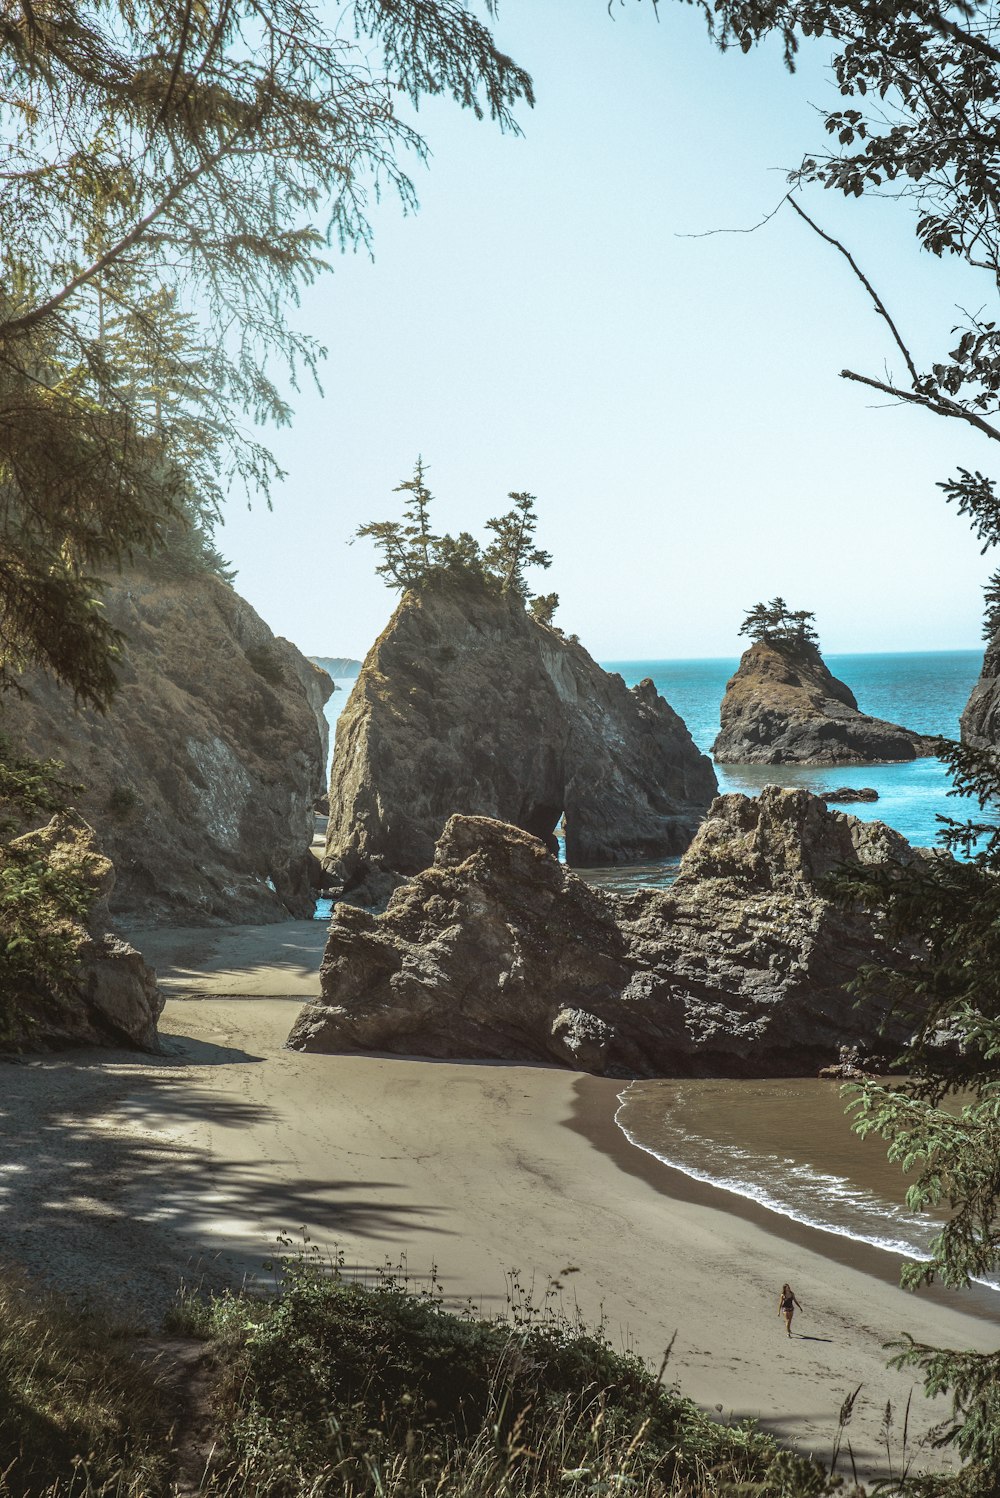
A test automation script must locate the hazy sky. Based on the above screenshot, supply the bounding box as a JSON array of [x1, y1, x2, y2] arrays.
[[217, 1, 997, 662]]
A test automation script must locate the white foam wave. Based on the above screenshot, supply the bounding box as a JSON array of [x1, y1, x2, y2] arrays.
[[615, 1090, 934, 1264]]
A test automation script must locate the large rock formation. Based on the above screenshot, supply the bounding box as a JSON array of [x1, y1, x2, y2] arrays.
[[2, 813, 162, 1051], [325, 585, 716, 900], [960, 628, 1000, 748], [8, 564, 333, 925], [289, 788, 923, 1076], [713, 639, 938, 765]]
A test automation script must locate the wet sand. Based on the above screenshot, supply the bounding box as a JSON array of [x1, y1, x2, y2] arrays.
[[2, 982, 995, 1483]]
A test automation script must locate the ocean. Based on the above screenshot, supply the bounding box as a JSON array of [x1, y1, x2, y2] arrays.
[[325, 648, 993, 1278]]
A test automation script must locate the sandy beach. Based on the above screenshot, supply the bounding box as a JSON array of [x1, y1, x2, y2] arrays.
[[2, 926, 996, 1483]]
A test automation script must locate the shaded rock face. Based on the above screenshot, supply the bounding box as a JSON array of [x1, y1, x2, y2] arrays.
[[3, 813, 162, 1051], [290, 788, 922, 1077], [960, 630, 1000, 748], [713, 640, 938, 766], [9, 565, 333, 926], [325, 586, 716, 900]]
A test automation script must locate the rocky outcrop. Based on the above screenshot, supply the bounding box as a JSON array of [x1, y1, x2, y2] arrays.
[[960, 629, 1000, 748], [8, 564, 333, 925], [289, 788, 924, 1076], [2, 813, 162, 1051], [713, 639, 938, 765], [821, 787, 879, 804], [325, 585, 716, 900]]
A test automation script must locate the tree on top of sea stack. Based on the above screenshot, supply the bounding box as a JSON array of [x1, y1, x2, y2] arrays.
[[357, 458, 559, 625], [738, 598, 819, 651], [714, 601, 937, 767]]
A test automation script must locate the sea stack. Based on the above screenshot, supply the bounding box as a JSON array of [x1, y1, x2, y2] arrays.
[[714, 638, 938, 765], [324, 582, 716, 901], [290, 788, 920, 1076]]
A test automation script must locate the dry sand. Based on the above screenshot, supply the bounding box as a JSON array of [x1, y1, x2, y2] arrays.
[[3, 924, 997, 1482]]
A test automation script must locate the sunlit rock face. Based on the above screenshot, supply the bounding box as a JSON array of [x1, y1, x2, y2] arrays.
[[10, 563, 332, 925], [961, 628, 1000, 749], [324, 582, 716, 903], [289, 789, 922, 1077], [713, 639, 938, 766]]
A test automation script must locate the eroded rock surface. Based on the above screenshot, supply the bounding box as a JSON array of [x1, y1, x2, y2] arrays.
[[3, 813, 162, 1051], [961, 629, 1000, 748], [290, 787, 922, 1076], [9, 564, 333, 925], [713, 640, 938, 766], [325, 585, 716, 900]]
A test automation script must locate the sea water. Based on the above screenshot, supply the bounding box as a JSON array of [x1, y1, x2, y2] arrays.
[[323, 653, 995, 1269], [601, 651, 992, 1276]]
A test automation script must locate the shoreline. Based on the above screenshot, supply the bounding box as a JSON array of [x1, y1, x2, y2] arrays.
[[3, 996, 997, 1482], [574, 1076, 1000, 1328]]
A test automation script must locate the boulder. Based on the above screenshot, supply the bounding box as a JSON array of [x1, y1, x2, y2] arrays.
[[8, 563, 333, 925], [289, 788, 923, 1077], [2, 813, 162, 1051], [325, 584, 716, 900], [821, 787, 879, 804], [713, 640, 938, 766]]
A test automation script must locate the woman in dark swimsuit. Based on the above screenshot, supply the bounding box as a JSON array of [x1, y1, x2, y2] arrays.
[[778, 1283, 802, 1337]]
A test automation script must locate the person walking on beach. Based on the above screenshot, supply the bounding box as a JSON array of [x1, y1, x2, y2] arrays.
[[778, 1283, 802, 1337]]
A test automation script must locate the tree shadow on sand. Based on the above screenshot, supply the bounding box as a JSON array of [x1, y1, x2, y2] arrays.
[[0, 1043, 444, 1324]]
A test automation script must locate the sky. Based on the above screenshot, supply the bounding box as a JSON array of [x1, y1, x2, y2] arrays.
[[216, 1, 998, 662]]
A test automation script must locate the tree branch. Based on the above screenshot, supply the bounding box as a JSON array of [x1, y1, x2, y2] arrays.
[[786, 193, 921, 384], [0, 125, 255, 339], [840, 368, 1000, 444], [924, 8, 1000, 69]]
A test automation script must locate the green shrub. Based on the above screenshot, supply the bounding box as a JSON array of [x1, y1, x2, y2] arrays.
[[178, 1241, 838, 1497]]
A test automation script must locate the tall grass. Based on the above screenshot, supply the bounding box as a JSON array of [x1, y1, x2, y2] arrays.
[[0, 1267, 172, 1497]]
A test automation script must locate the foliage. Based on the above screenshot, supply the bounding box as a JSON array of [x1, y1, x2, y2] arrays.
[[823, 726, 1000, 1489], [357, 459, 554, 607], [739, 597, 819, 649], [170, 1237, 837, 1497], [529, 591, 561, 627], [0, 2, 533, 707], [0, 738, 95, 1044], [0, 1267, 171, 1497]]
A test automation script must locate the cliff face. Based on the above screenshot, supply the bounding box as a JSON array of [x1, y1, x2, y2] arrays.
[[960, 630, 1000, 747], [290, 788, 922, 1076], [713, 639, 938, 765], [8, 565, 333, 925], [324, 585, 716, 898]]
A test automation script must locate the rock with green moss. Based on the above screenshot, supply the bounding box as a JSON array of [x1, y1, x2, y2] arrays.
[[1, 812, 162, 1051]]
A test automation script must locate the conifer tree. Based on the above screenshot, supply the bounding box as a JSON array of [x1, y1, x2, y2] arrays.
[[0, 2, 533, 706]]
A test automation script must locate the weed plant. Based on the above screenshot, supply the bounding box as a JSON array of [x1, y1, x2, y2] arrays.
[[166, 1236, 840, 1497], [0, 1268, 172, 1497]]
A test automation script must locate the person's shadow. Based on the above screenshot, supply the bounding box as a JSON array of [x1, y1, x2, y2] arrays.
[[795, 1334, 834, 1343]]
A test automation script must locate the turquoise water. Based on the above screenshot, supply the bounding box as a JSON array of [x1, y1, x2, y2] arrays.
[[324, 652, 986, 891], [603, 650, 983, 854]]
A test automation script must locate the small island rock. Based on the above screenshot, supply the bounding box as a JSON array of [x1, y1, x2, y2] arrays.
[[821, 787, 879, 804], [713, 639, 938, 766]]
